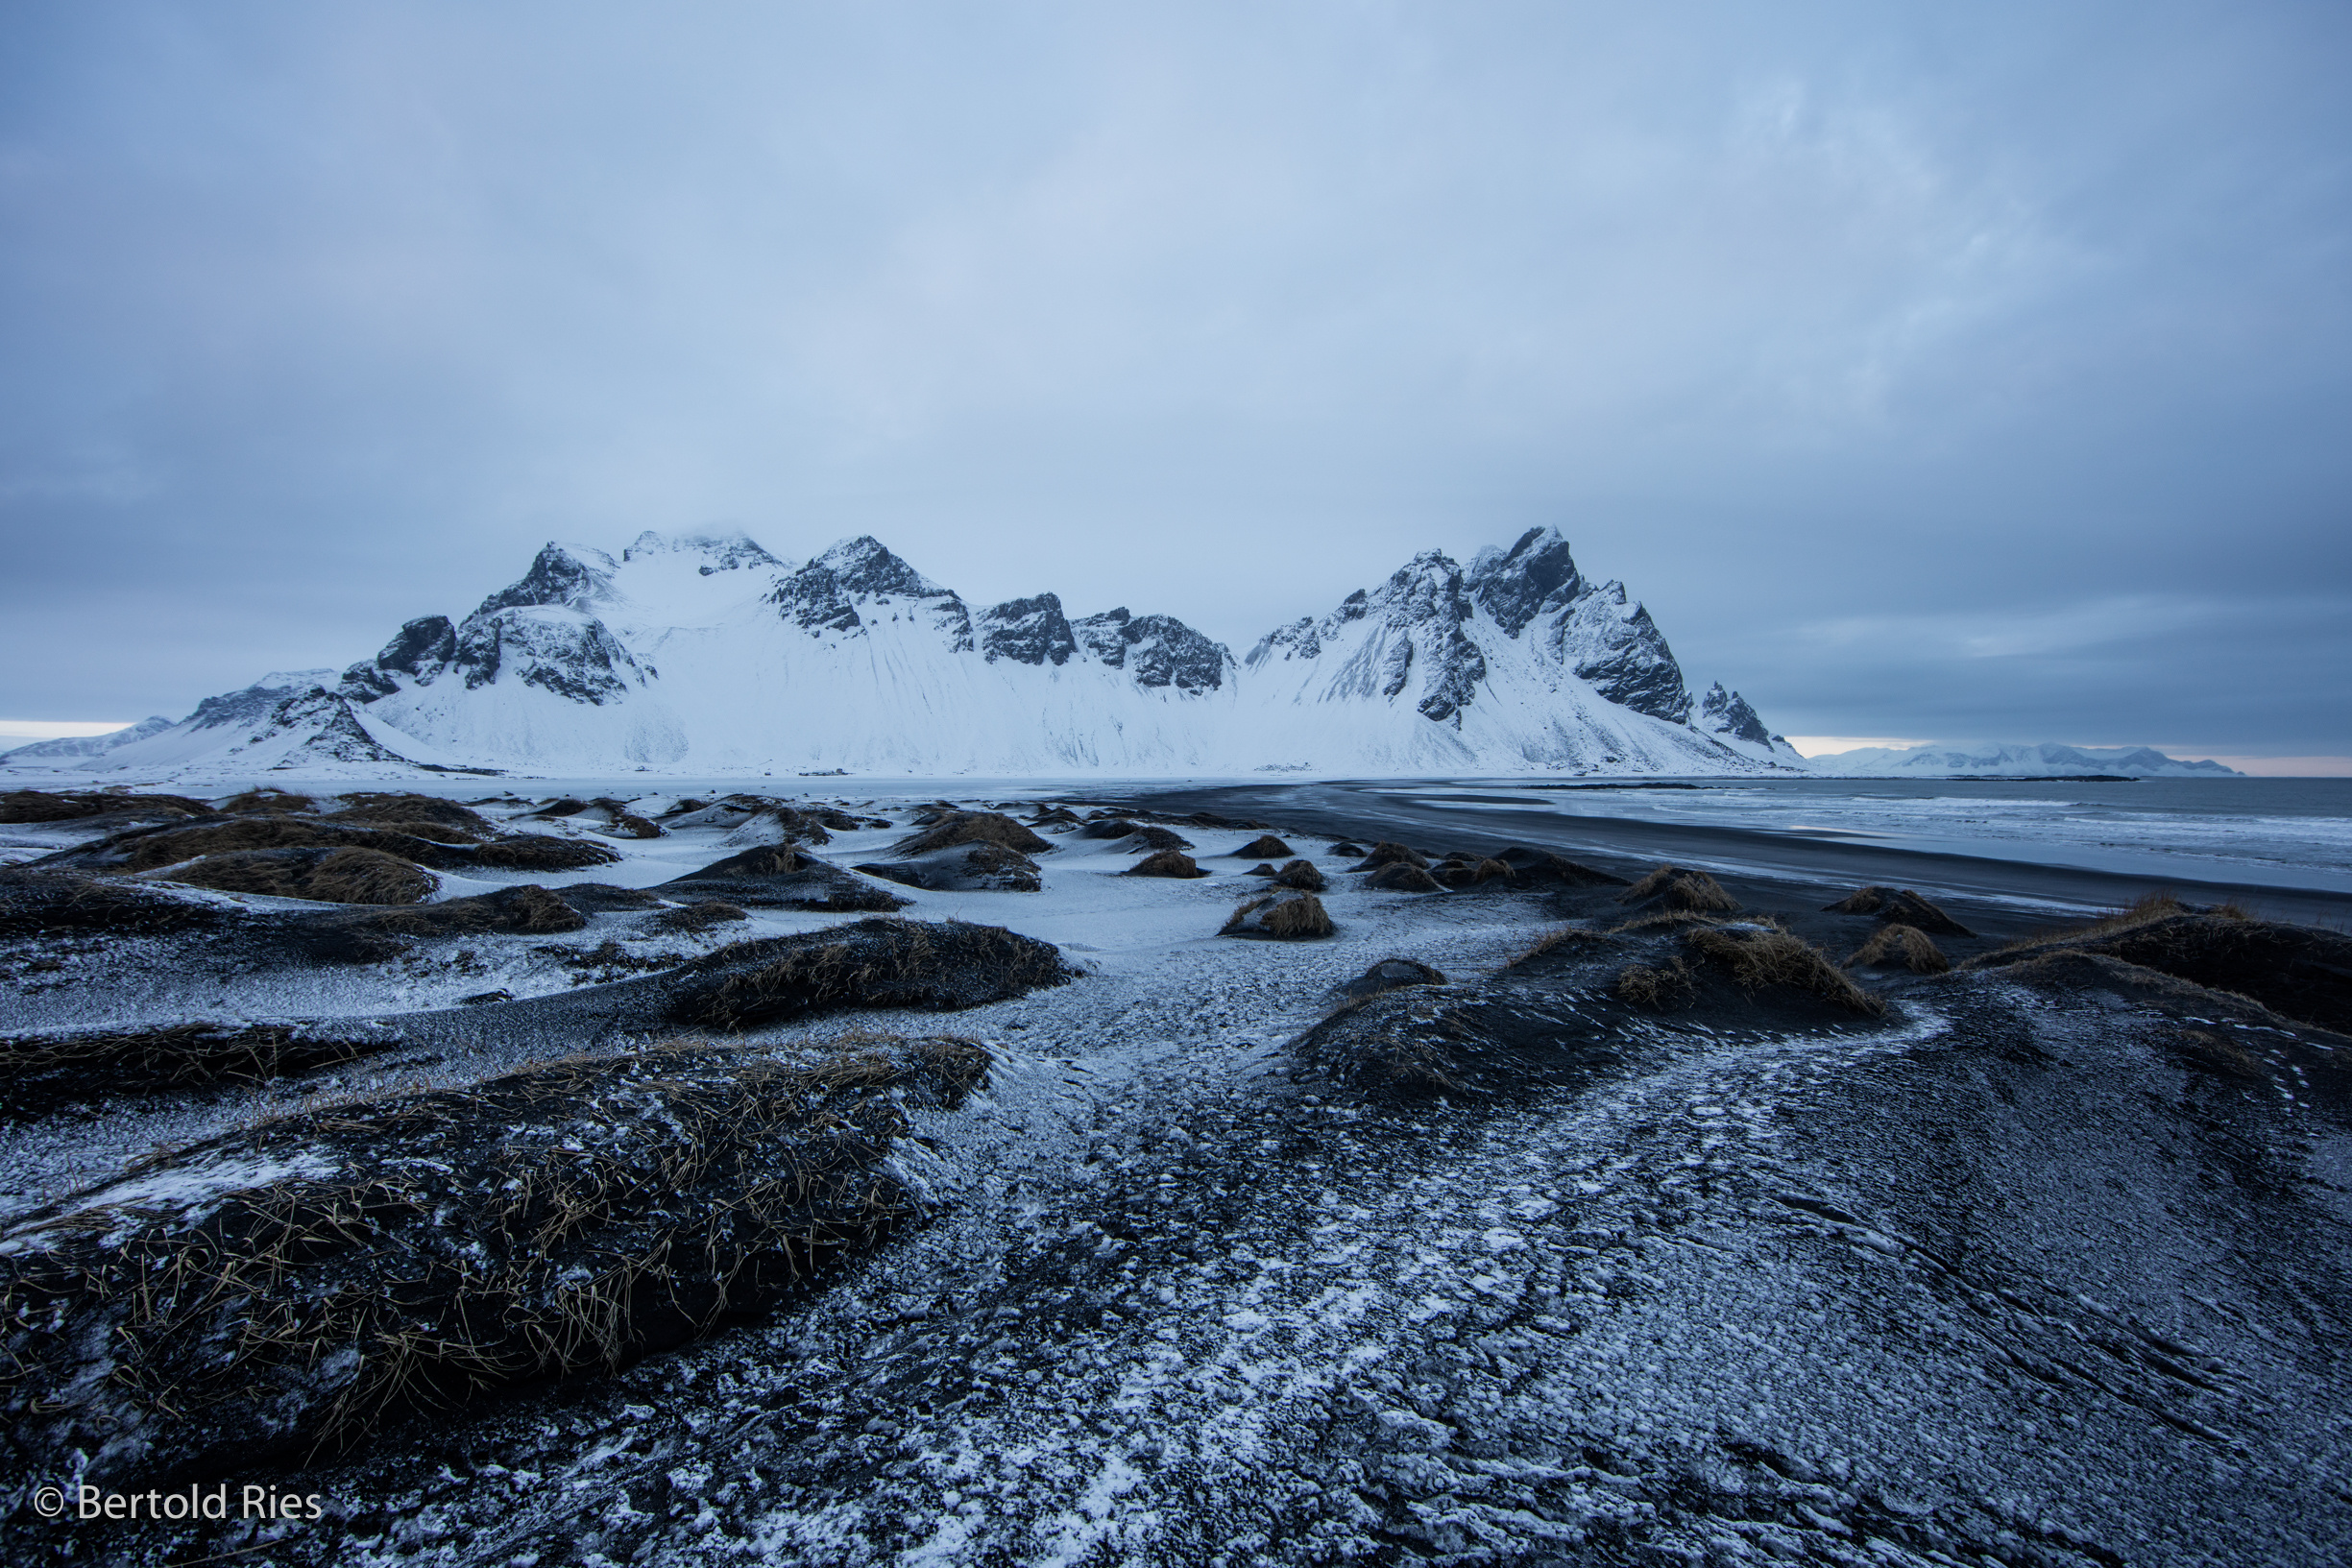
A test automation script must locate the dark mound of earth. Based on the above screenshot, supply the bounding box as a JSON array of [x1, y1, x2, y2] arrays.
[[0, 1036, 988, 1489], [1359, 841, 1430, 870], [1365, 862, 1443, 893], [0, 1021, 405, 1115], [151, 845, 439, 905], [1616, 864, 1738, 915], [1221, 890, 1334, 939], [1271, 858, 1326, 892], [892, 811, 1053, 857], [1434, 856, 1515, 888], [1847, 923, 1952, 974], [1973, 908, 2352, 1032], [1495, 845, 1628, 886], [855, 843, 1043, 893], [1232, 834, 1294, 859], [670, 845, 909, 911], [0, 788, 211, 825], [669, 918, 1074, 1029], [1124, 850, 1207, 879], [1825, 884, 1975, 936], [0, 869, 235, 939], [1338, 957, 1447, 1001], [34, 818, 618, 876]]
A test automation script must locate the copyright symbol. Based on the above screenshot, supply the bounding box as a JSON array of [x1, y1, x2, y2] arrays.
[[33, 1485, 64, 1518]]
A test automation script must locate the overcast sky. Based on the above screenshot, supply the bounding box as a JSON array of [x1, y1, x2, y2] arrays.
[[3, 2, 2347, 766]]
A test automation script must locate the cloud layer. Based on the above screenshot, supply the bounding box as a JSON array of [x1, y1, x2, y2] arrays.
[[3, 2, 2346, 754]]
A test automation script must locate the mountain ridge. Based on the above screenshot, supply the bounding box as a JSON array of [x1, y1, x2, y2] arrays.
[[7, 528, 1804, 779]]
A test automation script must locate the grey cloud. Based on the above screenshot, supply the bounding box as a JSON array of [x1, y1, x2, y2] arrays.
[[2, 1, 2346, 751]]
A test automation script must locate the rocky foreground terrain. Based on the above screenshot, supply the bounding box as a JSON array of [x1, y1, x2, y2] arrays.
[[0, 783, 2347, 1566]]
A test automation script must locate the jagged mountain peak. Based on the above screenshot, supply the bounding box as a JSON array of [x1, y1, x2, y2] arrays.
[[1468, 526, 1584, 637], [619, 530, 787, 574], [39, 527, 1800, 778], [809, 536, 947, 599]]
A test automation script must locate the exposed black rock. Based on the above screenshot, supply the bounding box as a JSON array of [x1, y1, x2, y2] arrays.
[[1697, 680, 1772, 745], [979, 594, 1079, 666]]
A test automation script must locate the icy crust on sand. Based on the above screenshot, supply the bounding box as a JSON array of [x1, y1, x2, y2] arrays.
[[8, 527, 1802, 779]]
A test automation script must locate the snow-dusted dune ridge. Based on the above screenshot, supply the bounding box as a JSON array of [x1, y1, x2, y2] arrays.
[[8, 528, 1806, 780]]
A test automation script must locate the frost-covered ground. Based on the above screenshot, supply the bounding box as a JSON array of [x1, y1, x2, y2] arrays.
[[3, 782, 2348, 1566]]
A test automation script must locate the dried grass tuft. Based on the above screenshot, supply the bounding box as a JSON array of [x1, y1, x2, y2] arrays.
[[1234, 834, 1294, 859], [1125, 849, 1207, 879], [1617, 865, 1737, 913], [1616, 958, 1697, 1009], [1683, 926, 1883, 1014], [1222, 891, 1335, 939], [163, 847, 437, 906], [1272, 858, 1326, 892], [0, 1036, 990, 1485], [893, 811, 1054, 856], [1366, 862, 1443, 893], [1845, 923, 1951, 974]]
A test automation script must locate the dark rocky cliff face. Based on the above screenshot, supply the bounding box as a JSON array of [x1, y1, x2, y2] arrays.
[[1698, 682, 1772, 745], [979, 595, 1079, 666], [767, 537, 977, 651], [1467, 526, 1584, 637], [1074, 608, 1231, 693]]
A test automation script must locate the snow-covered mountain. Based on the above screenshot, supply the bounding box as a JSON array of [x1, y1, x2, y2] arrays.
[[1809, 742, 2242, 779], [0, 715, 175, 763], [6, 527, 1804, 779]]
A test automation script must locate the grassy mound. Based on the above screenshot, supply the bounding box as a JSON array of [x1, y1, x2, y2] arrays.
[[0, 789, 210, 824], [0, 1035, 988, 1486], [1616, 958, 1699, 1009], [893, 811, 1054, 856], [1273, 858, 1326, 892], [1, 1024, 400, 1116], [1222, 890, 1334, 939], [672, 918, 1073, 1029], [1682, 926, 1884, 1014], [1366, 862, 1444, 893], [1500, 925, 1618, 971], [1970, 898, 2352, 1031], [647, 900, 749, 933], [1824, 885, 1974, 937], [1846, 923, 1952, 974], [218, 787, 316, 814], [0, 870, 233, 939], [1233, 834, 1294, 859], [854, 844, 1041, 894], [44, 818, 619, 877], [323, 792, 496, 839], [1125, 849, 1207, 879], [1436, 856, 1514, 888], [342, 883, 588, 937], [158, 846, 438, 905], [1360, 841, 1430, 870], [1328, 841, 1367, 857], [1617, 865, 1738, 914]]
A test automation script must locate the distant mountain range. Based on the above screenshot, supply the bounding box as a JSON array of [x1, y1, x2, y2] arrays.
[[6, 527, 1806, 778], [1807, 742, 2242, 779]]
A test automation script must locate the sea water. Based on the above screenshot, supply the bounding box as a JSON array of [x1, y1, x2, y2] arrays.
[[1387, 777, 2352, 894]]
